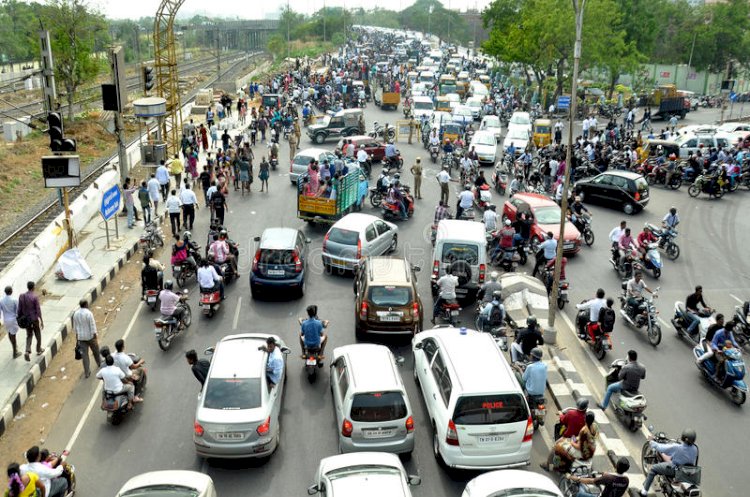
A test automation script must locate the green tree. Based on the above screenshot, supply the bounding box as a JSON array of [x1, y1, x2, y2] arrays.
[[267, 33, 286, 61], [0, 0, 39, 67], [41, 0, 106, 119], [400, 0, 471, 45]]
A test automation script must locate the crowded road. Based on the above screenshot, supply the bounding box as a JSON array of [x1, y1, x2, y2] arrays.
[[39, 97, 748, 497]]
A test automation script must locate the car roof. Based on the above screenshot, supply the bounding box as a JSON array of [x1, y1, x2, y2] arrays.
[[334, 344, 400, 391], [331, 213, 380, 232], [298, 147, 331, 157], [472, 130, 496, 140], [511, 192, 557, 207], [413, 95, 433, 103], [464, 469, 563, 497], [211, 334, 280, 379], [365, 257, 412, 284], [347, 135, 379, 143], [602, 170, 642, 179], [320, 452, 404, 474], [436, 219, 486, 242], [117, 471, 214, 496], [260, 227, 298, 249]]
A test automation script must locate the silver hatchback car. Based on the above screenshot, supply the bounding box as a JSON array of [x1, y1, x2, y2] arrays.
[[193, 333, 289, 459], [322, 213, 398, 273]]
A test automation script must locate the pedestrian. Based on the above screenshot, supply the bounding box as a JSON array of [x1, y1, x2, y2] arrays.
[[138, 180, 152, 225], [288, 131, 298, 161], [169, 154, 184, 187], [122, 178, 138, 228], [147, 173, 161, 215], [259, 156, 270, 192], [179, 183, 198, 230], [155, 160, 170, 199], [293, 117, 301, 142], [165, 189, 182, 237], [436, 165, 451, 204], [73, 299, 100, 378], [210, 123, 218, 148], [186, 349, 211, 389], [199, 123, 208, 151], [211, 187, 227, 226], [0, 286, 21, 358], [17, 281, 44, 362], [408, 117, 416, 145], [198, 166, 212, 205], [221, 129, 231, 152], [410, 157, 423, 199]]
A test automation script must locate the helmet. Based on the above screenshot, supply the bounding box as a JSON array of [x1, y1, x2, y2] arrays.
[[492, 289, 503, 299], [504, 219, 511, 226], [382, 167, 388, 174], [464, 184, 471, 190], [669, 153, 676, 159], [644, 222, 650, 229], [489, 271, 499, 281], [183, 231, 192, 240], [164, 280, 174, 291], [681, 429, 697, 445], [394, 173, 401, 180], [360, 144, 365, 148], [220, 229, 228, 238], [576, 398, 589, 410], [526, 315, 537, 326], [670, 207, 677, 215], [530, 347, 543, 360]]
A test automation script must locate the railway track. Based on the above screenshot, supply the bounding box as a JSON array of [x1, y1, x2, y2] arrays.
[[0, 51, 264, 272]]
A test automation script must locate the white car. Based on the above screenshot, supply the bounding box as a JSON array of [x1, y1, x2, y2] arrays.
[[480, 115, 502, 142], [116, 471, 216, 497], [291, 148, 337, 184], [465, 97, 484, 120], [508, 111, 532, 134], [410, 82, 429, 97], [462, 470, 563, 497], [451, 105, 474, 126], [445, 93, 461, 105], [411, 95, 434, 120], [470, 130, 498, 165], [307, 453, 421, 497], [503, 127, 531, 156]]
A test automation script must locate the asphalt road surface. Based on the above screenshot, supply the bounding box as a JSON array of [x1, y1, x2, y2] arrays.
[[40, 101, 747, 497]]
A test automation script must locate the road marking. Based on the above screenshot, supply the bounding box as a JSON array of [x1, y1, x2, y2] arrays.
[[65, 301, 144, 452], [658, 317, 673, 330], [730, 294, 744, 304], [232, 296, 242, 330], [559, 311, 609, 377]]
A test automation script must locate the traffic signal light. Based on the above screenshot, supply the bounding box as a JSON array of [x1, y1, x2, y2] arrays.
[[143, 65, 154, 94], [47, 112, 76, 152]]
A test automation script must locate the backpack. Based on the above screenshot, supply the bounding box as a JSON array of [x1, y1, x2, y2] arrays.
[[211, 192, 225, 208], [598, 306, 616, 333], [489, 303, 504, 325]]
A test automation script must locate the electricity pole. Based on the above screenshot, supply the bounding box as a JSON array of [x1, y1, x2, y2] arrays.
[[215, 27, 221, 79], [548, 0, 586, 333]]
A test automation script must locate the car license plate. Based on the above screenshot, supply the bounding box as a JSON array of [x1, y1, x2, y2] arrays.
[[560, 289, 568, 296], [330, 258, 344, 266], [364, 428, 395, 439], [451, 310, 460, 316], [202, 304, 210, 309], [153, 328, 161, 335], [306, 358, 317, 366], [380, 315, 401, 322], [215, 432, 244, 440], [267, 269, 284, 276], [147, 296, 156, 303], [478, 435, 505, 444]]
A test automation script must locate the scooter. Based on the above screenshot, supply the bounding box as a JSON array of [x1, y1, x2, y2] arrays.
[[143, 271, 163, 312], [492, 170, 507, 195], [605, 358, 648, 431], [429, 144, 440, 163], [732, 301, 750, 349], [43, 451, 76, 497], [153, 290, 192, 351], [381, 188, 415, 221], [647, 224, 680, 260], [640, 243, 663, 279], [641, 427, 702, 497], [576, 306, 612, 360], [474, 184, 492, 210], [100, 352, 148, 425], [671, 302, 714, 346], [692, 345, 747, 405], [200, 288, 221, 318], [609, 247, 641, 279], [618, 283, 662, 346], [139, 223, 164, 252], [435, 298, 461, 326]]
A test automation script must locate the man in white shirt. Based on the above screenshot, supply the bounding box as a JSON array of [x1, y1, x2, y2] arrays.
[[147, 174, 162, 215], [97, 355, 142, 408], [21, 446, 68, 497], [357, 145, 369, 169], [155, 160, 171, 198], [179, 184, 199, 231], [582, 117, 590, 139], [197, 259, 224, 300], [165, 189, 182, 237], [456, 184, 474, 219], [483, 204, 498, 231], [432, 271, 459, 323], [112, 338, 144, 381], [436, 165, 451, 204], [608, 220, 627, 262], [73, 300, 100, 378], [576, 288, 607, 337]]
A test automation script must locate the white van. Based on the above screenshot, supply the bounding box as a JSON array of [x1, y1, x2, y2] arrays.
[[469, 81, 490, 99], [411, 95, 435, 120], [431, 220, 487, 302], [412, 327, 533, 470], [419, 71, 436, 89]]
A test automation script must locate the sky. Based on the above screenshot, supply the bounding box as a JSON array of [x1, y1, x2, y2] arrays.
[[93, 0, 493, 20]]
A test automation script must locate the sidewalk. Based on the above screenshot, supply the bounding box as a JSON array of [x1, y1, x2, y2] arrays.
[[0, 213, 149, 438]]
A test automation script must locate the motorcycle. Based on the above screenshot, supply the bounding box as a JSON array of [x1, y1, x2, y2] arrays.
[[153, 290, 192, 351], [693, 344, 747, 405], [368, 121, 396, 141], [618, 283, 662, 346], [139, 223, 164, 251], [381, 186, 414, 221], [511, 361, 546, 429], [442, 152, 455, 175], [647, 166, 682, 189], [200, 288, 221, 318], [610, 247, 641, 279], [429, 144, 440, 163], [640, 243, 663, 279], [672, 303, 714, 346], [492, 170, 507, 195], [647, 224, 680, 260], [605, 358, 648, 431], [369, 185, 385, 207], [539, 265, 569, 309], [434, 297, 462, 326], [270, 157, 278, 171], [559, 469, 603, 497], [573, 215, 595, 246], [100, 352, 148, 425], [474, 184, 492, 210], [576, 305, 613, 360], [687, 174, 724, 198], [384, 152, 404, 171], [641, 428, 702, 497], [299, 318, 326, 383], [732, 301, 750, 349]]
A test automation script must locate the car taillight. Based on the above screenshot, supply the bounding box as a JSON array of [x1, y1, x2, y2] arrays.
[[446, 419, 459, 446], [256, 416, 271, 436], [252, 250, 260, 272], [634, 191, 641, 201], [356, 238, 362, 259], [360, 301, 368, 320], [194, 421, 204, 437], [293, 251, 302, 272], [342, 419, 353, 437], [479, 263, 486, 283], [412, 301, 419, 319], [323, 232, 329, 253], [405, 415, 414, 433], [432, 259, 439, 278], [522, 416, 534, 442]]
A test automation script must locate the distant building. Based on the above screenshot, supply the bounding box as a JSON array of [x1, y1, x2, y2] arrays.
[[459, 10, 488, 49]]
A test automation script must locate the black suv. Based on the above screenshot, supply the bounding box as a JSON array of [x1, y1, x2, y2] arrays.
[[575, 170, 650, 215]]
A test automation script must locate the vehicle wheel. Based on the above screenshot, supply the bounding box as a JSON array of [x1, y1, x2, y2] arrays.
[[307, 368, 317, 384], [155, 234, 164, 247], [182, 305, 192, 328], [110, 411, 122, 426], [623, 202, 635, 215], [558, 475, 578, 497], [298, 279, 306, 298], [432, 425, 447, 468], [653, 267, 661, 279], [355, 325, 366, 341], [584, 229, 595, 246], [648, 323, 662, 346], [370, 192, 382, 208], [557, 297, 566, 310], [666, 243, 680, 260], [207, 309, 215, 318], [530, 237, 541, 257], [641, 441, 659, 475], [324, 263, 332, 275], [158, 333, 171, 351], [400, 451, 413, 462], [314, 133, 325, 145], [687, 184, 700, 197], [731, 388, 746, 406], [669, 177, 682, 190], [388, 235, 398, 253], [646, 174, 656, 186], [594, 343, 606, 360], [713, 188, 724, 199], [176, 273, 187, 288]]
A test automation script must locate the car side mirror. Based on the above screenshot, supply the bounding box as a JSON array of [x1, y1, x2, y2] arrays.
[[254, 236, 261, 242], [408, 475, 422, 486], [396, 356, 406, 366], [204, 347, 215, 356], [412, 265, 421, 272], [281, 347, 291, 355], [305, 238, 312, 244], [414, 342, 423, 350], [307, 484, 319, 495]]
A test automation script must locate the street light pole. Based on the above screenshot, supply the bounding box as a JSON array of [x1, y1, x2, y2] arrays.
[[548, 0, 586, 332]]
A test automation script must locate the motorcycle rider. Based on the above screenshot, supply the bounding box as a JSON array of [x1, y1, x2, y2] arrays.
[[141, 254, 163, 300], [608, 220, 627, 264], [617, 227, 637, 264], [387, 177, 409, 220], [576, 288, 606, 340], [477, 290, 505, 332], [532, 232, 557, 278], [477, 271, 502, 303], [159, 281, 185, 328], [482, 204, 498, 231], [491, 219, 516, 262], [598, 349, 646, 410], [356, 144, 369, 173], [636, 223, 658, 257], [685, 285, 713, 337], [625, 272, 655, 316], [568, 457, 630, 497], [558, 398, 589, 439], [384, 140, 398, 168], [96, 354, 142, 409], [300, 304, 329, 356], [376, 167, 391, 193], [511, 315, 545, 363], [432, 266, 459, 324], [21, 446, 69, 497], [111, 339, 144, 382], [209, 230, 237, 275], [698, 321, 740, 379], [456, 184, 474, 219], [567, 196, 591, 233], [197, 258, 224, 300], [639, 429, 699, 497], [663, 207, 680, 230], [522, 347, 548, 402]]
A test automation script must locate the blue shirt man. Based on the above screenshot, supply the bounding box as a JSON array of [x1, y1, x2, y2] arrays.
[[385, 143, 397, 159], [264, 338, 284, 387], [540, 237, 558, 259], [523, 348, 547, 397], [301, 318, 324, 348], [711, 325, 739, 350]]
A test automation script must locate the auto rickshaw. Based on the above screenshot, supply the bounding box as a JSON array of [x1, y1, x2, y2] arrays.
[[441, 122, 464, 143], [532, 119, 552, 147], [262, 93, 281, 109], [640, 139, 679, 162], [479, 74, 491, 90], [435, 96, 452, 113]]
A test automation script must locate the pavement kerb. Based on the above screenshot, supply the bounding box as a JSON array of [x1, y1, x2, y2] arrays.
[[0, 213, 165, 439], [543, 311, 646, 494]]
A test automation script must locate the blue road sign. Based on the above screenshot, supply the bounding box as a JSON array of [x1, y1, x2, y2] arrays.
[[557, 96, 571, 110], [101, 184, 121, 221]]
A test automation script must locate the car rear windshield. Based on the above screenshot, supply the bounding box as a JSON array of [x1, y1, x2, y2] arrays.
[[453, 394, 528, 425], [327, 228, 359, 245], [120, 486, 200, 497], [259, 249, 294, 265], [635, 177, 649, 191], [414, 101, 433, 110], [204, 378, 261, 410], [441, 243, 479, 264], [368, 286, 412, 306], [293, 155, 314, 166], [350, 392, 407, 422]]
